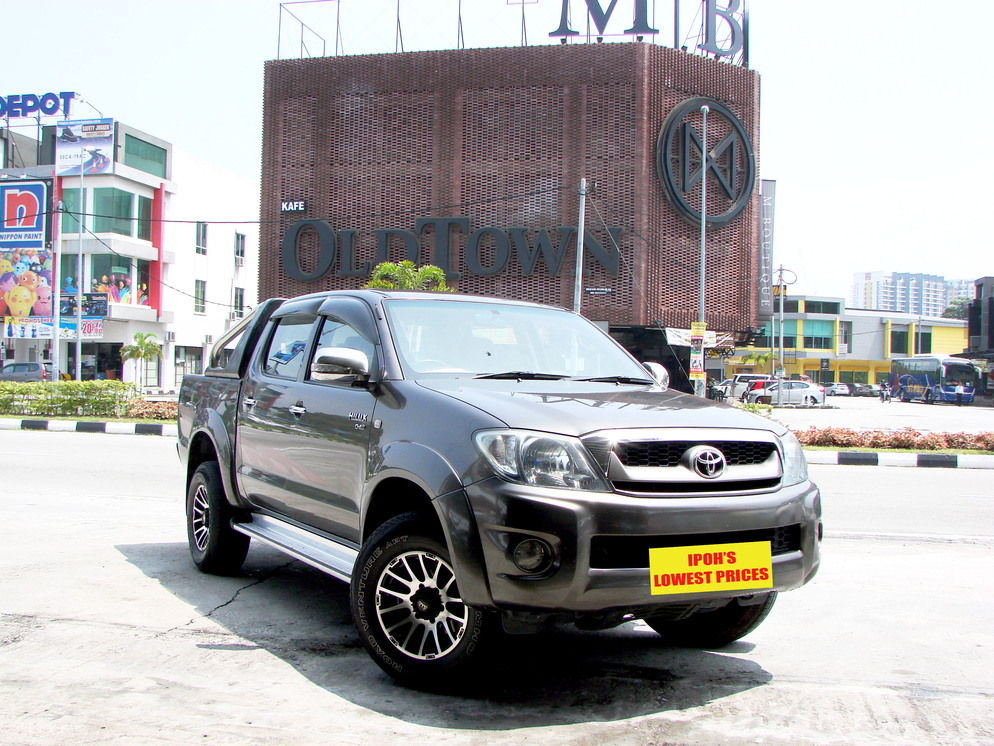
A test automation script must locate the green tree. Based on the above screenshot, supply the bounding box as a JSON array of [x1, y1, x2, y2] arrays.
[[741, 350, 777, 374], [120, 332, 163, 390], [941, 298, 969, 320], [363, 261, 452, 292]]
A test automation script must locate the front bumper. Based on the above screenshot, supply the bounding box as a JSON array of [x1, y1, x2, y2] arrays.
[[458, 476, 822, 614]]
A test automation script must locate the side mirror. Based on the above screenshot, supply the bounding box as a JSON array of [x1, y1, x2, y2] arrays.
[[643, 361, 669, 391], [311, 346, 370, 384]]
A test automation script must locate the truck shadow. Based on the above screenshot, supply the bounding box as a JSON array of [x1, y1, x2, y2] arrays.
[[118, 541, 772, 729]]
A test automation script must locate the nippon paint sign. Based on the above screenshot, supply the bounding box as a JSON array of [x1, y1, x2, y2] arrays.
[[0, 180, 50, 250]]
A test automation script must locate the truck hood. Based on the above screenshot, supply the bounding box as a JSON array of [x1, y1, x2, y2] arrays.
[[417, 379, 786, 438]]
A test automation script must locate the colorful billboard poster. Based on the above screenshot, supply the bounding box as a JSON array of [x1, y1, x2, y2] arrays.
[[1, 316, 103, 339], [60, 292, 108, 317], [1, 178, 56, 318], [0, 180, 49, 251], [55, 119, 114, 176], [689, 322, 707, 381]]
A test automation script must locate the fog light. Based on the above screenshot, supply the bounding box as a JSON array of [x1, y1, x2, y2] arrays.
[[512, 538, 552, 574]]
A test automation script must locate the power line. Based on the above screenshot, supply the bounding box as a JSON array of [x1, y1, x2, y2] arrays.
[[59, 209, 237, 310]]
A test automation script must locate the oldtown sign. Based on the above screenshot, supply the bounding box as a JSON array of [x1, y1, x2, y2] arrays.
[[281, 218, 622, 282]]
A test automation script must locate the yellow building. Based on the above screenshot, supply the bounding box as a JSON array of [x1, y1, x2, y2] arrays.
[[726, 295, 968, 385]]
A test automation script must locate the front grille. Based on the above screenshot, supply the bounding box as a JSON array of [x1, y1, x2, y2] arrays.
[[589, 524, 802, 569], [582, 430, 784, 497], [612, 477, 782, 494], [615, 440, 775, 467]]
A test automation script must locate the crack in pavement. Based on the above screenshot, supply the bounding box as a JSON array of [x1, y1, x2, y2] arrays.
[[162, 560, 298, 637]]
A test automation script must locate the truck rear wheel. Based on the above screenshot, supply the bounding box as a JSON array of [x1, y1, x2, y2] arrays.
[[350, 512, 493, 688], [644, 592, 777, 648], [186, 461, 249, 575]]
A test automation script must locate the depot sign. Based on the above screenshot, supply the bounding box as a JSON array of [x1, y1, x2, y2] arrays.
[[0, 92, 76, 118], [281, 217, 622, 281]]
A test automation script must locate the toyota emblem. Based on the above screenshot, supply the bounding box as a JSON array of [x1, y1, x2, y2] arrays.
[[688, 446, 726, 479]]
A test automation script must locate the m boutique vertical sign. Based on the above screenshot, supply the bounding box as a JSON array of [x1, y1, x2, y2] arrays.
[[758, 180, 775, 319]]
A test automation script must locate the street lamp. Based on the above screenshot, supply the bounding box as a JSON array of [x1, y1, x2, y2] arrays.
[[695, 104, 709, 398]]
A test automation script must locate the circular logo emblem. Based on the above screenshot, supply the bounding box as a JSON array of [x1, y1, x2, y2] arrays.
[[687, 445, 726, 479], [656, 97, 756, 227]]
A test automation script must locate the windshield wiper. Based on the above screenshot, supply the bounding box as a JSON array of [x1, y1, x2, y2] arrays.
[[572, 375, 655, 385], [474, 371, 571, 380]]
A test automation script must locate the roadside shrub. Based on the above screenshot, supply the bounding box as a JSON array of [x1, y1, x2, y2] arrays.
[[792, 426, 994, 453], [732, 401, 772, 417], [127, 400, 178, 421], [0, 380, 138, 418]]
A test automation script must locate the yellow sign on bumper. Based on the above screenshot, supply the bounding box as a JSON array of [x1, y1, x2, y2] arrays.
[[649, 541, 773, 595]]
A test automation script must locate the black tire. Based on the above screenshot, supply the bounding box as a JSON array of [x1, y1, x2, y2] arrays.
[[186, 461, 249, 575], [644, 592, 777, 648], [350, 512, 494, 688]]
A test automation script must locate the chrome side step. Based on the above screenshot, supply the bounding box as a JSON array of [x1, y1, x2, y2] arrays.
[[232, 514, 357, 583]]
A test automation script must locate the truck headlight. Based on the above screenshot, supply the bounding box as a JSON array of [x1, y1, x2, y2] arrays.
[[779, 430, 809, 487], [474, 430, 610, 492]]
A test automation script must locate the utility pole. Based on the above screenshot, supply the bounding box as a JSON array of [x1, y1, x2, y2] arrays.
[[695, 105, 709, 398], [75, 148, 84, 381], [774, 265, 797, 405], [573, 178, 587, 314]]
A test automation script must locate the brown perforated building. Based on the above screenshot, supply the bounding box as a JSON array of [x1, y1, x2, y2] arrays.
[[259, 42, 761, 358]]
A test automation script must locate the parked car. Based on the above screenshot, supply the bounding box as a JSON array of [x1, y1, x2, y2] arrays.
[[742, 377, 778, 400], [728, 373, 775, 400], [0, 362, 57, 382], [853, 383, 882, 397], [824, 382, 851, 396], [714, 378, 733, 398], [747, 380, 826, 406]]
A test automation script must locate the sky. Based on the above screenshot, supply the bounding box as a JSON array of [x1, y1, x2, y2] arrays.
[[6, 0, 992, 301]]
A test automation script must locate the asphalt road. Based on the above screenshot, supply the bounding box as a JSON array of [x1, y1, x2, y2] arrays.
[[0, 431, 991, 745]]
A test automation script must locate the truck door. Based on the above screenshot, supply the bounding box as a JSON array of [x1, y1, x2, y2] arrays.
[[285, 300, 379, 542], [235, 310, 320, 521]]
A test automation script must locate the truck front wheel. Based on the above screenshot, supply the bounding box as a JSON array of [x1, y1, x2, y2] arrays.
[[350, 513, 494, 688], [644, 592, 777, 648], [186, 461, 249, 575]]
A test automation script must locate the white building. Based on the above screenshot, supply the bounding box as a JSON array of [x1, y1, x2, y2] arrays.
[[1, 119, 258, 389]]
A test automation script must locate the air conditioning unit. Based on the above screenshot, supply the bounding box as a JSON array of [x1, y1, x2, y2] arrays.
[[227, 312, 240, 321], [234, 256, 245, 267], [165, 331, 176, 342], [204, 334, 213, 345]]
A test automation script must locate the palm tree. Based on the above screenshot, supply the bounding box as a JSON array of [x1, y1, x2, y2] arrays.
[[120, 332, 163, 391], [363, 261, 452, 292], [741, 350, 777, 375]]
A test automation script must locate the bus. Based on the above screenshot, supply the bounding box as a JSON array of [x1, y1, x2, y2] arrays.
[[889, 355, 979, 404]]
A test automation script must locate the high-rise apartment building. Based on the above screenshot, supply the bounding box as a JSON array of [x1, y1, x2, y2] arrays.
[[851, 272, 971, 317]]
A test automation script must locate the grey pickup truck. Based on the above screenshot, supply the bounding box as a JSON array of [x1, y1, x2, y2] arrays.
[[178, 290, 822, 687]]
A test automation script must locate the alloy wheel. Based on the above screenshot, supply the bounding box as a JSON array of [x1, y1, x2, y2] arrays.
[[374, 549, 469, 660]]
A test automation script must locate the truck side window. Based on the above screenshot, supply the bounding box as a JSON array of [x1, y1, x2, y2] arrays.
[[309, 316, 376, 380], [262, 317, 313, 380]]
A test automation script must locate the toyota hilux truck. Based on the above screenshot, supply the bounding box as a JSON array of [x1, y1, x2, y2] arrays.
[[178, 290, 822, 687]]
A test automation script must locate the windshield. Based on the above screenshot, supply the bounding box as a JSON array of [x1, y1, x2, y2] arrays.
[[943, 363, 979, 387], [383, 299, 651, 381]]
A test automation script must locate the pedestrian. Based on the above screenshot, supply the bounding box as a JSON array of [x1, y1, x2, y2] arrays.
[[880, 382, 889, 402], [954, 381, 965, 406]]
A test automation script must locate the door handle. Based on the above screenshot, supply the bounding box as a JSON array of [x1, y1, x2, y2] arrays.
[[288, 404, 306, 416]]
